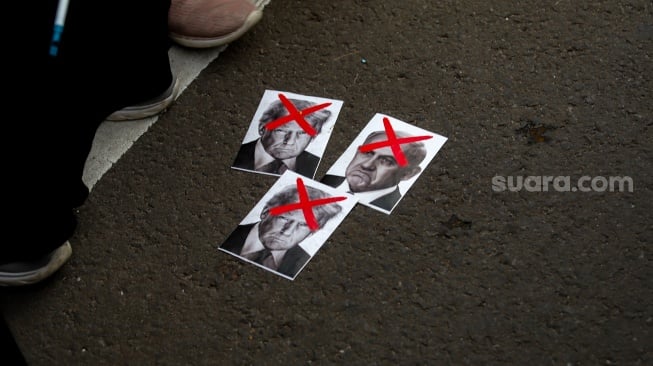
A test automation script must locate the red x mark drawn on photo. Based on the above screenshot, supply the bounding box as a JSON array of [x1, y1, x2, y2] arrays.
[[270, 178, 347, 231], [264, 94, 332, 137], [358, 117, 433, 167]]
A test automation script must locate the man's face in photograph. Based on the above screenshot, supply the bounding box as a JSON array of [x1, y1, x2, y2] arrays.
[[258, 209, 312, 251], [260, 120, 313, 160], [345, 133, 421, 193]]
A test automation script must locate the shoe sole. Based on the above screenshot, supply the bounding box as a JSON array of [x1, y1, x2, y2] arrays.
[[169, 9, 263, 49], [0, 242, 72, 286], [106, 77, 181, 122]]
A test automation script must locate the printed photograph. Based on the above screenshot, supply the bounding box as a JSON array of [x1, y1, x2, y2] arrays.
[[219, 171, 357, 280], [320, 113, 448, 214], [232, 90, 344, 179]]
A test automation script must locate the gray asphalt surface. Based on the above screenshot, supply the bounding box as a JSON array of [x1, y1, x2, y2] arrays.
[[2, 0, 652, 364]]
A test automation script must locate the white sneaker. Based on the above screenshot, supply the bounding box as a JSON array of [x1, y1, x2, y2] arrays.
[[0, 242, 72, 286], [106, 76, 180, 121]]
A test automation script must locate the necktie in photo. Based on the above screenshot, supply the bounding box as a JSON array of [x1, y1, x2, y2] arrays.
[[246, 249, 277, 269], [259, 159, 288, 174]]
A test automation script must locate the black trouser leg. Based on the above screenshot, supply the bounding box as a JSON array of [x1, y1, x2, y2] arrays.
[[2, 0, 172, 264], [0, 315, 26, 365]]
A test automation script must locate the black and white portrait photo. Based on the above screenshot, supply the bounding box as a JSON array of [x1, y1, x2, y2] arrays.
[[232, 90, 343, 179], [219, 171, 357, 280], [321, 114, 447, 214]]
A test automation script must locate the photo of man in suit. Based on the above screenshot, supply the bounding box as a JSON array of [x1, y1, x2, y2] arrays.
[[232, 97, 332, 177], [321, 130, 427, 212], [220, 183, 343, 279]]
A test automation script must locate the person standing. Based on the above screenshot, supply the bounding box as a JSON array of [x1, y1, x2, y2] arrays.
[[1, 0, 263, 286]]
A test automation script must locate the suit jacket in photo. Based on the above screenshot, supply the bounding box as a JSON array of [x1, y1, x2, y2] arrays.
[[220, 223, 311, 278], [232, 139, 320, 178], [321, 174, 402, 212]]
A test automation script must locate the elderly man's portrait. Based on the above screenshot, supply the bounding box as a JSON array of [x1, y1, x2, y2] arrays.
[[321, 114, 448, 214], [219, 171, 356, 280], [232, 90, 343, 179]]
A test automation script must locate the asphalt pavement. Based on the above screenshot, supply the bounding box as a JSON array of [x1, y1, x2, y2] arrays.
[[2, 0, 651, 364]]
